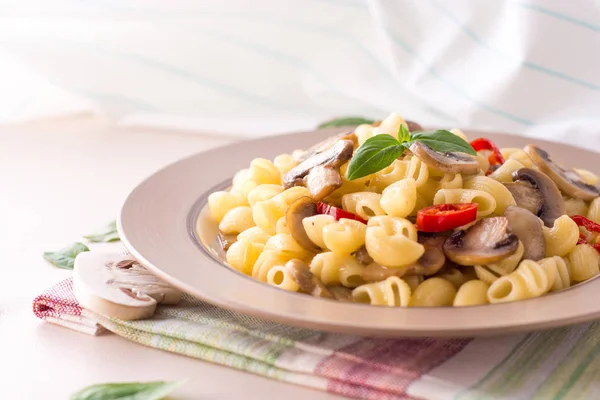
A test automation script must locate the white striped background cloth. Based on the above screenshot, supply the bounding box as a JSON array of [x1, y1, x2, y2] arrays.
[[0, 0, 599, 146]]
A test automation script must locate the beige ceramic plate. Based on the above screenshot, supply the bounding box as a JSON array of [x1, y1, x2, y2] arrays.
[[118, 127, 600, 338]]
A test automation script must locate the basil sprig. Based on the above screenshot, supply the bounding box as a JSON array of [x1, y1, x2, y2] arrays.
[[84, 220, 120, 243], [346, 125, 476, 180], [70, 381, 183, 400], [318, 116, 376, 128], [43, 242, 90, 270]]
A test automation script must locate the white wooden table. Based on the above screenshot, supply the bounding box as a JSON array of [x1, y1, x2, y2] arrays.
[[0, 119, 347, 399]]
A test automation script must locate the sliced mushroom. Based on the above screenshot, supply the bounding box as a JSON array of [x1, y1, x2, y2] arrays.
[[328, 285, 353, 302], [361, 262, 404, 282], [293, 132, 358, 163], [217, 232, 237, 251], [303, 165, 343, 201], [512, 168, 566, 227], [285, 196, 321, 252], [504, 205, 545, 261], [503, 181, 544, 216], [403, 234, 447, 276], [354, 246, 374, 266], [525, 144, 600, 201], [283, 139, 354, 188], [410, 141, 480, 175], [443, 217, 519, 266], [405, 120, 423, 132], [285, 259, 334, 299], [73, 252, 182, 320]]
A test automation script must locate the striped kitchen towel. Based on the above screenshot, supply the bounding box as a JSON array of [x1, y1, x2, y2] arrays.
[[33, 276, 600, 399]]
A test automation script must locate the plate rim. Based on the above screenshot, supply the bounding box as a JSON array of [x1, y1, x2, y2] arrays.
[[118, 126, 600, 337]]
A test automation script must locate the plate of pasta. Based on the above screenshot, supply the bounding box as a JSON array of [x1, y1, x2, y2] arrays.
[[118, 112, 600, 337]]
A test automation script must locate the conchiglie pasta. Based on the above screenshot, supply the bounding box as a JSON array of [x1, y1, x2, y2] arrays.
[[208, 191, 244, 223], [543, 215, 580, 257], [372, 159, 410, 191], [500, 148, 534, 168], [302, 214, 335, 249], [365, 216, 424, 268], [342, 192, 386, 220], [247, 184, 284, 207], [352, 276, 412, 306], [267, 265, 300, 292], [226, 239, 264, 275], [275, 216, 291, 235], [568, 244, 600, 282], [433, 189, 497, 217], [237, 226, 270, 245], [273, 154, 298, 176], [487, 159, 525, 183], [410, 278, 457, 307], [487, 260, 551, 303], [219, 206, 256, 235], [564, 198, 588, 217], [463, 176, 516, 214], [450, 128, 468, 141], [586, 197, 600, 224], [252, 250, 289, 282], [380, 178, 417, 218], [264, 234, 313, 261], [574, 168, 599, 185], [405, 156, 430, 187], [322, 218, 367, 254], [454, 280, 489, 306], [252, 199, 287, 235], [310, 252, 365, 287], [248, 158, 281, 185]]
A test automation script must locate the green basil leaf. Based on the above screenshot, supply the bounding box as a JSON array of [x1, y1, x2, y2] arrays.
[[398, 124, 412, 143], [346, 135, 404, 180], [43, 242, 90, 270], [411, 130, 477, 155], [84, 220, 120, 243], [318, 116, 376, 128], [70, 381, 183, 400]]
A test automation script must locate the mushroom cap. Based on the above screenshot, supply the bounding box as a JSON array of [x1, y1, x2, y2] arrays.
[[504, 205, 546, 261], [284, 259, 334, 298], [285, 196, 321, 252], [303, 165, 343, 201], [512, 168, 566, 227], [73, 252, 158, 320], [525, 144, 600, 201], [410, 141, 480, 175], [283, 139, 354, 188], [403, 233, 447, 276], [503, 181, 544, 216], [443, 217, 519, 266]]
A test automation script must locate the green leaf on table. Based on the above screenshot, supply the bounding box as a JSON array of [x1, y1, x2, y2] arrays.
[[346, 134, 404, 181], [317, 116, 376, 128], [84, 220, 120, 243], [70, 380, 183, 400], [409, 130, 477, 155], [43, 242, 90, 270]]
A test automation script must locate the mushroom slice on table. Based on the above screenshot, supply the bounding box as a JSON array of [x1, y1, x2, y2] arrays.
[[524, 144, 600, 201], [283, 139, 354, 198], [403, 233, 447, 276], [512, 168, 566, 227], [73, 252, 182, 321], [409, 141, 480, 175], [443, 217, 519, 266], [502, 181, 544, 216], [293, 132, 358, 163], [284, 259, 334, 299], [285, 196, 321, 252], [504, 205, 546, 261]]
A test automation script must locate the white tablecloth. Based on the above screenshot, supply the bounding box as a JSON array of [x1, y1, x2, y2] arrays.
[[1, 0, 599, 144]]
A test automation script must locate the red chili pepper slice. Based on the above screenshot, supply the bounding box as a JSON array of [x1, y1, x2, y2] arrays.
[[571, 215, 600, 253], [317, 202, 368, 224], [416, 203, 478, 233], [470, 138, 506, 175]]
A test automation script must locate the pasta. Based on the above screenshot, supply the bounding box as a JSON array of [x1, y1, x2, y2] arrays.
[[352, 276, 412, 306], [205, 111, 600, 308]]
